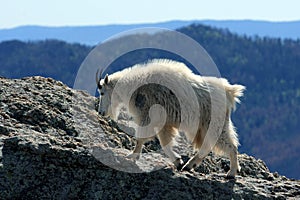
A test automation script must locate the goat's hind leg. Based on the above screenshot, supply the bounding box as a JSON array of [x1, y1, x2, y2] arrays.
[[157, 126, 184, 170], [214, 141, 240, 179], [214, 122, 240, 179], [181, 147, 210, 172], [226, 146, 240, 179], [181, 128, 209, 171]]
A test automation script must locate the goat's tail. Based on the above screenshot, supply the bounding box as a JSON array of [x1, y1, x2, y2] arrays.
[[225, 83, 246, 111]]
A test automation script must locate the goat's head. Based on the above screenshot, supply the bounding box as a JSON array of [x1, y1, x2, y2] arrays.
[[96, 69, 112, 116]]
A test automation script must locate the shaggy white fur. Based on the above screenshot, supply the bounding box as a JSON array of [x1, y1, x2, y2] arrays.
[[97, 59, 245, 178]]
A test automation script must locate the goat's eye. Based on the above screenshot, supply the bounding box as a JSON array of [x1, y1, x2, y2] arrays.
[[100, 92, 104, 96]]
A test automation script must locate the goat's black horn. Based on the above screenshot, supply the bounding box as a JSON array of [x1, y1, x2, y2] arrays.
[[96, 69, 103, 89]]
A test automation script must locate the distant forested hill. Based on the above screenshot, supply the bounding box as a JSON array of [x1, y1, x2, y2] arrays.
[[0, 40, 91, 86], [0, 24, 299, 179]]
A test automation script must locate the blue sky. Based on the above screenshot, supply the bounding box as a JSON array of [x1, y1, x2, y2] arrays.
[[1, 0, 300, 29]]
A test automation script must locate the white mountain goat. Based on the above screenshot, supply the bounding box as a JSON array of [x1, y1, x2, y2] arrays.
[[96, 59, 245, 178]]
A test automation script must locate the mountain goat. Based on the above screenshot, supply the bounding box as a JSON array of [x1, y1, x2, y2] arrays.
[[96, 59, 245, 178]]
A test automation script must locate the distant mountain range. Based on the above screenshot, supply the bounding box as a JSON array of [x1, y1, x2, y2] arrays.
[[0, 20, 300, 45]]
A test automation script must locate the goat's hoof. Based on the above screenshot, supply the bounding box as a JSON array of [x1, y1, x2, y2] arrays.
[[225, 175, 236, 180], [237, 165, 241, 172], [181, 160, 199, 172], [181, 163, 194, 172], [226, 170, 237, 179], [173, 158, 184, 170], [126, 153, 140, 160]]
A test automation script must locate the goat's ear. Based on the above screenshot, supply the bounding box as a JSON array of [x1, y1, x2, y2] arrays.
[[104, 74, 109, 85]]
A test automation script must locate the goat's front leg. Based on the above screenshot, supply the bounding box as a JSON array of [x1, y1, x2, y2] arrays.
[[126, 138, 147, 160]]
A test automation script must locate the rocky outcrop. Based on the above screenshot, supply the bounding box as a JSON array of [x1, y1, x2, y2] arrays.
[[0, 76, 299, 199]]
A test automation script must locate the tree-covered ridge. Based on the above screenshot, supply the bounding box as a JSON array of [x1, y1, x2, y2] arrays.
[[0, 24, 299, 179], [0, 40, 91, 86]]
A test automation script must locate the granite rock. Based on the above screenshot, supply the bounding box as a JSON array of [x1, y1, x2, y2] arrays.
[[0, 76, 299, 199]]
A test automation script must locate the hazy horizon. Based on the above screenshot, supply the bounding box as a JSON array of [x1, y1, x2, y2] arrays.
[[1, 0, 300, 29], [1, 19, 300, 30]]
